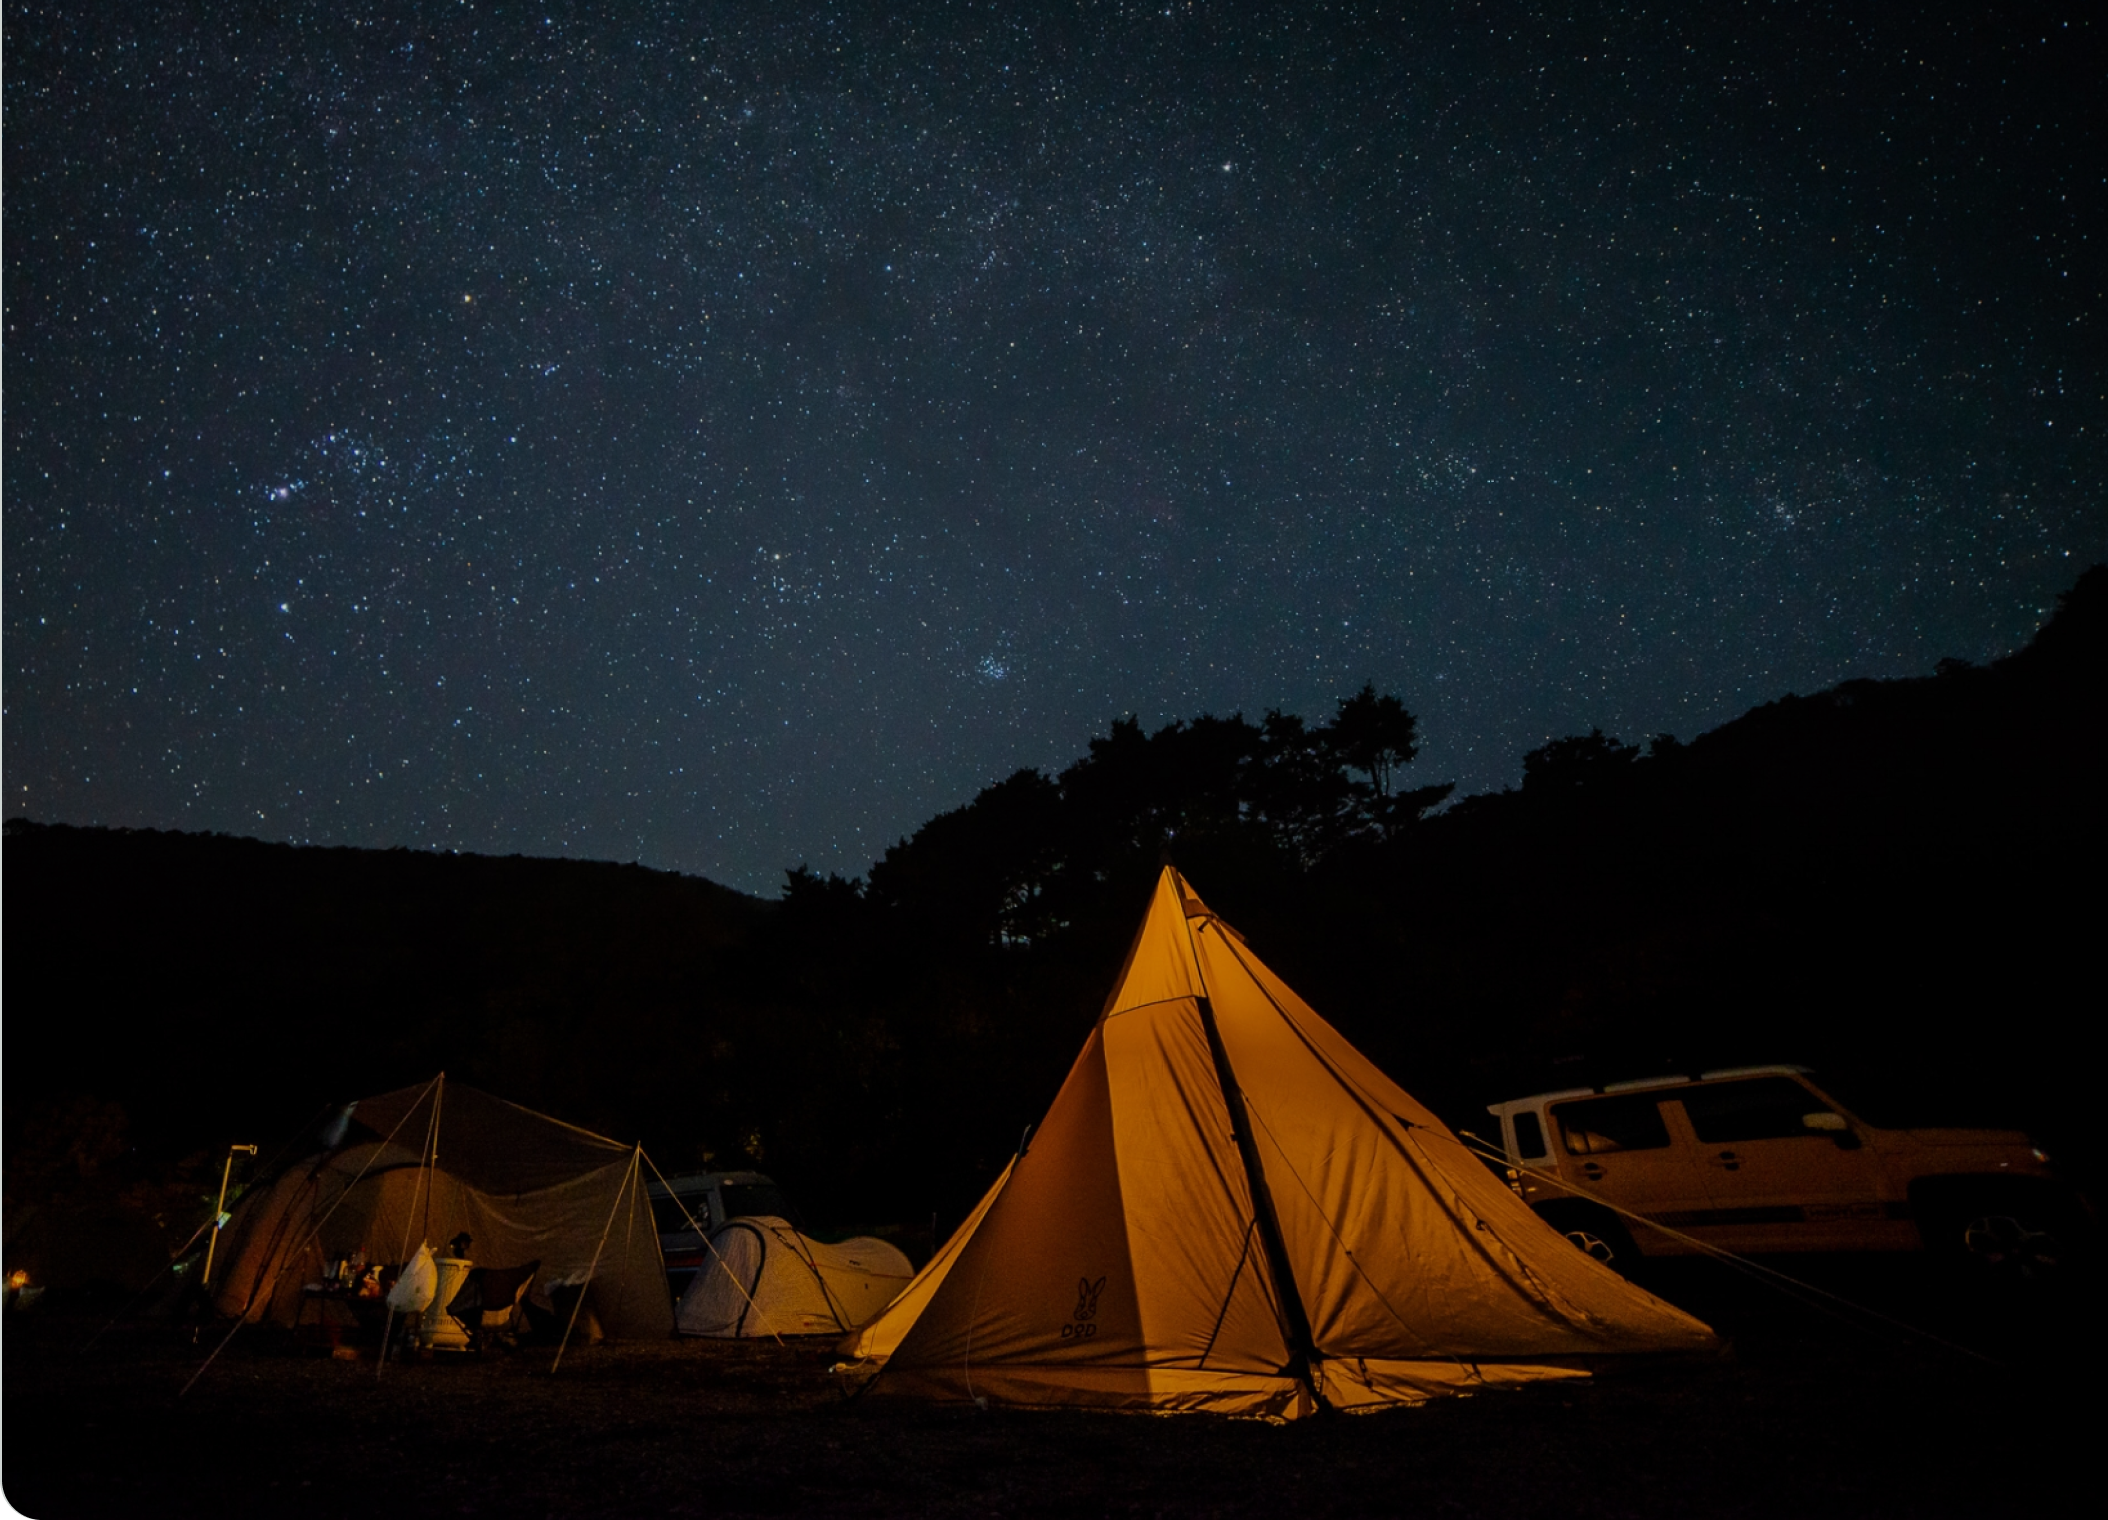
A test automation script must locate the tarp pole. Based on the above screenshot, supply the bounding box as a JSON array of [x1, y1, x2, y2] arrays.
[[378, 1074, 445, 1379], [198, 1144, 258, 1289], [641, 1151, 786, 1347], [422, 1076, 444, 1247], [550, 1148, 639, 1374]]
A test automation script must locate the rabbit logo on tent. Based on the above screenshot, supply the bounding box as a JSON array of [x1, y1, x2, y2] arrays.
[[1060, 1275, 1107, 1340]]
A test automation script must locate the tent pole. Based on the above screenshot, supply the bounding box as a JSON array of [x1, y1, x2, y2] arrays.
[[198, 1144, 257, 1290], [422, 1075, 444, 1248], [550, 1148, 639, 1374], [379, 1075, 444, 1379]]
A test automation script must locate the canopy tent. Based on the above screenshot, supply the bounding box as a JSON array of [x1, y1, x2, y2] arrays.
[[675, 1216, 913, 1338], [211, 1077, 670, 1341], [838, 867, 1719, 1419]]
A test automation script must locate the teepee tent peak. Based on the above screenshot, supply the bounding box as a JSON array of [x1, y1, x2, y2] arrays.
[[840, 867, 1718, 1418]]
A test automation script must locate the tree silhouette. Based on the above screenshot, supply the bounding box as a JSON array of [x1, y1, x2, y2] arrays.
[[1329, 684, 1422, 798], [1521, 728, 1641, 794]]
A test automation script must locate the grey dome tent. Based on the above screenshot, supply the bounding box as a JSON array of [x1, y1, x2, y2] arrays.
[[674, 1215, 912, 1338]]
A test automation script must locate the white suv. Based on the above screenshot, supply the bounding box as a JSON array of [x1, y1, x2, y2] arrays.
[[1483, 1065, 2078, 1272]]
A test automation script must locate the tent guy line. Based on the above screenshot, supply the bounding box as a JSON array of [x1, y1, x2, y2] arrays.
[[1190, 911, 1468, 1365], [1444, 1132, 2005, 1369], [1213, 911, 2005, 1371], [641, 1151, 786, 1348], [1238, 1096, 1448, 1362]]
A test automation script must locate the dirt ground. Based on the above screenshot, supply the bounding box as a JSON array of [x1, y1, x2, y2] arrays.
[[4, 1258, 2099, 1518]]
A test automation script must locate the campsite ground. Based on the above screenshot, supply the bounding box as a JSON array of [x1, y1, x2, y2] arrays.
[[4, 1259, 2097, 1519]]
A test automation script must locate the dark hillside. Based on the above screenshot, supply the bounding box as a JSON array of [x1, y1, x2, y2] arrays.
[[1, 831, 772, 1242]]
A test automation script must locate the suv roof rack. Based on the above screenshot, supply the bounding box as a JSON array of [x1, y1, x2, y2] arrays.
[[1490, 1064, 1818, 1111], [645, 1169, 772, 1196]]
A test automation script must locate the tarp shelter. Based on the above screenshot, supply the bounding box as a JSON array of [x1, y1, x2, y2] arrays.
[[211, 1078, 670, 1340], [839, 868, 1719, 1418], [675, 1217, 913, 1337]]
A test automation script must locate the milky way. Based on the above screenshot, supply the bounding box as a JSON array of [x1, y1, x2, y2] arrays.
[[6, 3, 2101, 891]]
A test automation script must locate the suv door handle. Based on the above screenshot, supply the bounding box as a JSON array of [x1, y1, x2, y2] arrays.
[[1711, 1151, 1740, 1172], [1580, 1162, 1605, 1180]]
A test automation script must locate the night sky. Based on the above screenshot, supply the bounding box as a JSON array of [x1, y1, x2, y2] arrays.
[[6, 3, 2101, 893]]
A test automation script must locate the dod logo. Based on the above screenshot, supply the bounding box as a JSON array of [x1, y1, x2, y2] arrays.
[[1060, 1275, 1107, 1341]]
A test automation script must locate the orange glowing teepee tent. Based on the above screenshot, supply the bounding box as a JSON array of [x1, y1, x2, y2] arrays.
[[837, 867, 1718, 1418]]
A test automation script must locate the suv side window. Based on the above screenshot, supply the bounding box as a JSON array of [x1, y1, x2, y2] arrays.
[[1682, 1078, 1833, 1143], [1553, 1094, 1672, 1155], [1512, 1110, 1548, 1161]]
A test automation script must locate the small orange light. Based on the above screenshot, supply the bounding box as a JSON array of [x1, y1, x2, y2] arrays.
[[6, 1270, 29, 1291]]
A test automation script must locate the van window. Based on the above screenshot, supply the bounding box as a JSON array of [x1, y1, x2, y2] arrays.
[[1682, 1078, 1832, 1144], [1553, 1094, 1671, 1155], [1512, 1110, 1548, 1160], [650, 1192, 710, 1234]]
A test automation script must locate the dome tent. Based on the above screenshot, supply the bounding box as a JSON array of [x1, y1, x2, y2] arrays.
[[837, 867, 1719, 1419], [675, 1216, 912, 1337], [211, 1076, 669, 1342]]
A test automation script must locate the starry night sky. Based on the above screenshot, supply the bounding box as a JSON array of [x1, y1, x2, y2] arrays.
[[6, 3, 2102, 893]]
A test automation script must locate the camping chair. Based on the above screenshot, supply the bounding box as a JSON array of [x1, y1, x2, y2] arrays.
[[443, 1260, 541, 1352]]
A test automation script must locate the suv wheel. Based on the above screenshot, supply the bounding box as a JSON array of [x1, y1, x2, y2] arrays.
[[1961, 1213, 2062, 1279], [1534, 1202, 1637, 1273], [1912, 1177, 2083, 1282]]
